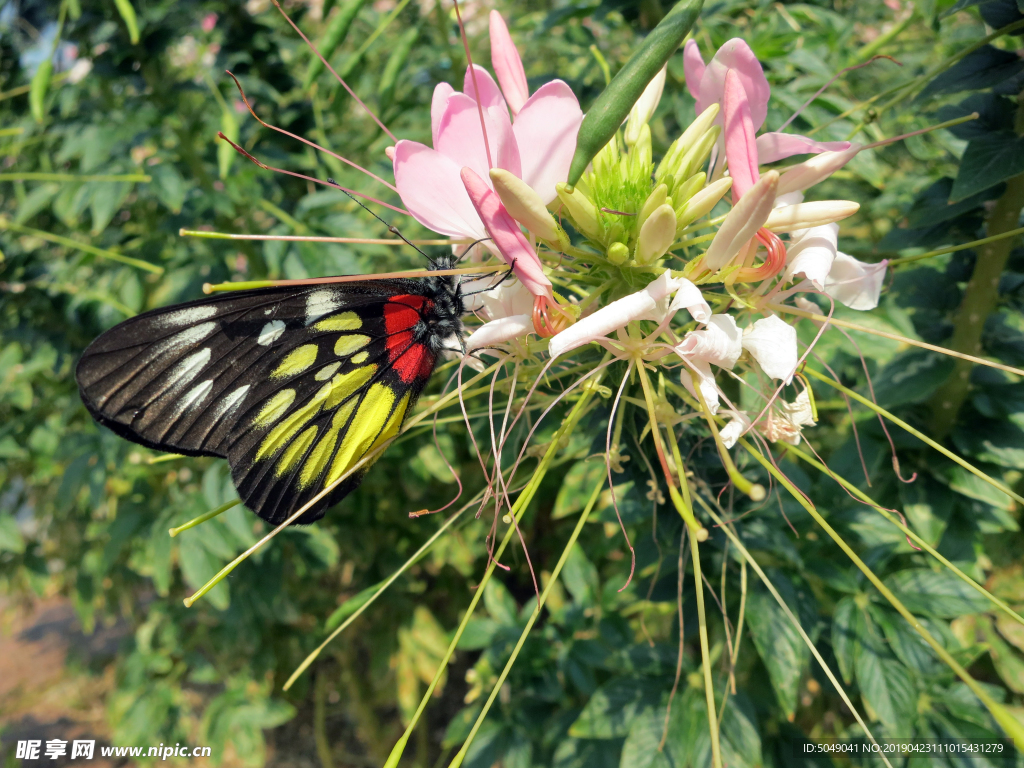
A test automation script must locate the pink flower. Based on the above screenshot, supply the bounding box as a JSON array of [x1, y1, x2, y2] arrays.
[[201, 13, 218, 32], [684, 39, 851, 201], [392, 14, 582, 296]]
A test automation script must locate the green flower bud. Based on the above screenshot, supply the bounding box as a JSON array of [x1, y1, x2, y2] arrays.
[[635, 203, 677, 265], [676, 177, 732, 230], [556, 182, 602, 241], [490, 168, 563, 244], [607, 242, 630, 265], [636, 183, 668, 235]]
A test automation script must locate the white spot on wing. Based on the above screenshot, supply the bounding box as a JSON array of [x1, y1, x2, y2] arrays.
[[154, 322, 217, 356], [178, 379, 214, 412], [210, 384, 251, 422], [305, 289, 342, 326], [158, 305, 218, 327], [258, 320, 286, 346], [167, 348, 212, 388]]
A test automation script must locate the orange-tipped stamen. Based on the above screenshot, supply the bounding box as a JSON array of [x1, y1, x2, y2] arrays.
[[733, 227, 787, 283], [224, 71, 398, 193], [270, 0, 397, 143], [532, 294, 574, 337], [216, 132, 408, 215]]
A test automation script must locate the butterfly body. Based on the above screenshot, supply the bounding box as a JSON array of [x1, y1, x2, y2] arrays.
[[77, 260, 465, 525]]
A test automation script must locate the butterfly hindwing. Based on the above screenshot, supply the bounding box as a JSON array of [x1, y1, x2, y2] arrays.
[[77, 281, 456, 525]]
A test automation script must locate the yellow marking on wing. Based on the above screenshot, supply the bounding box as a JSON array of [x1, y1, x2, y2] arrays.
[[254, 389, 296, 426], [351, 351, 369, 364], [324, 383, 397, 486], [368, 391, 410, 455], [315, 361, 341, 381], [298, 398, 358, 489], [276, 425, 318, 477], [271, 344, 318, 379], [314, 312, 362, 332], [256, 366, 377, 462], [334, 334, 371, 357]]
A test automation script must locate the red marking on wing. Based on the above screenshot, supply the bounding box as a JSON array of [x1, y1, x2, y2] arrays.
[[384, 295, 435, 383]]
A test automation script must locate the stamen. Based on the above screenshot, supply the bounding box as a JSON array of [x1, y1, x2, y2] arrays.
[[270, 0, 397, 142], [202, 265, 506, 293], [778, 55, 900, 131], [733, 227, 787, 283], [169, 499, 240, 537], [224, 71, 398, 192], [216, 132, 408, 215], [180, 229, 464, 246], [863, 112, 979, 150]]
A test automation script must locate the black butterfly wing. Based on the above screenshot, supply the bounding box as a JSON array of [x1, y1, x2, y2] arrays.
[[77, 282, 447, 524]]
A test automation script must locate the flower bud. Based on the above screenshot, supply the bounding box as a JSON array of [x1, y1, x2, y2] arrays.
[[624, 65, 667, 147], [556, 182, 601, 240], [607, 242, 630, 265], [636, 183, 668, 234], [675, 177, 732, 229], [635, 204, 677, 265], [629, 124, 652, 174], [703, 171, 778, 270], [656, 104, 720, 182], [776, 144, 861, 196], [674, 125, 720, 182], [763, 200, 860, 233], [672, 172, 705, 207], [490, 168, 562, 243]]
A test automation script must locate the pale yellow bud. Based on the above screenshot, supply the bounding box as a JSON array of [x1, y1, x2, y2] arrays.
[[656, 103, 720, 182], [704, 171, 778, 270], [674, 125, 720, 183], [635, 203, 677, 265], [673, 172, 705, 207], [490, 168, 562, 243], [764, 200, 860, 233], [556, 182, 601, 240], [629, 124, 652, 174], [676, 177, 732, 230], [636, 183, 668, 234], [624, 65, 666, 147]]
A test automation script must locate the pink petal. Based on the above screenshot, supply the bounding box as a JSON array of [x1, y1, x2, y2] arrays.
[[683, 40, 705, 100], [431, 82, 455, 148], [755, 133, 852, 165], [393, 140, 486, 240], [723, 69, 759, 200], [511, 80, 582, 205], [461, 167, 551, 298], [489, 11, 529, 116], [698, 38, 770, 131], [437, 93, 521, 182], [463, 64, 508, 114]]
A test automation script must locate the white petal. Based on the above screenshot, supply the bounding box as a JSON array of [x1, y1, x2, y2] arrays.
[[782, 388, 816, 427], [824, 252, 888, 311], [548, 273, 681, 358], [666, 278, 712, 323], [676, 314, 742, 369], [784, 223, 839, 290], [719, 410, 752, 448], [465, 314, 534, 351], [742, 315, 798, 383], [681, 359, 720, 414]]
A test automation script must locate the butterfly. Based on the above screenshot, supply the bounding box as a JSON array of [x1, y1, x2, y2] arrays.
[[76, 256, 468, 526]]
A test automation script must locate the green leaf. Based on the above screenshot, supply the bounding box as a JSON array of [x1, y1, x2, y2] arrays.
[[745, 573, 812, 718], [89, 181, 131, 234], [854, 642, 916, 736], [978, 616, 1024, 694], [483, 578, 519, 626], [953, 416, 1024, 469], [875, 609, 937, 674], [868, 349, 955, 409], [325, 579, 385, 631], [942, 463, 1014, 511], [883, 569, 991, 617], [951, 131, 1024, 202], [113, 0, 141, 43], [569, 677, 661, 738], [15, 183, 60, 224], [218, 109, 239, 180], [150, 164, 187, 214], [562, 544, 600, 607], [303, 0, 371, 88], [178, 534, 230, 610], [620, 708, 672, 768], [919, 45, 1024, 100], [554, 461, 605, 519], [832, 596, 865, 683], [898, 475, 954, 546], [0, 513, 25, 554]]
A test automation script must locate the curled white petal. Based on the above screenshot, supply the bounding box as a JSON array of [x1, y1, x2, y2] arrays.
[[666, 277, 712, 323], [719, 410, 752, 449], [741, 315, 798, 384], [548, 272, 681, 358], [824, 252, 888, 311], [466, 314, 534, 351], [783, 388, 816, 428], [681, 359, 720, 414], [676, 314, 741, 369], [785, 223, 839, 290]]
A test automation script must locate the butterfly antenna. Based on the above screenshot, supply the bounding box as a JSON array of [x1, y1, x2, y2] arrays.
[[329, 180, 433, 261]]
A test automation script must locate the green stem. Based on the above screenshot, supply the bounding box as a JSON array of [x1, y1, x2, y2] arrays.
[[0, 172, 151, 182], [168, 499, 240, 537], [736, 438, 1024, 746], [383, 371, 604, 768], [0, 219, 163, 274], [448, 474, 608, 767], [804, 366, 1024, 507], [929, 93, 1024, 438], [851, 10, 915, 64], [783, 442, 1024, 628], [889, 226, 1024, 266]]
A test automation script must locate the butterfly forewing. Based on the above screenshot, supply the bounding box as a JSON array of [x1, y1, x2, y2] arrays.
[[77, 280, 456, 525]]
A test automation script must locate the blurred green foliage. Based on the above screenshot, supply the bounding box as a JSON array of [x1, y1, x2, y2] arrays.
[[1, 0, 1023, 765]]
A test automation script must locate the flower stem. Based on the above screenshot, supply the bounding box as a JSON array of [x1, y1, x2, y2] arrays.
[[383, 372, 603, 768], [929, 95, 1024, 438], [736, 438, 1024, 747], [783, 442, 1024, 628], [803, 366, 1024, 507], [636, 362, 722, 768], [448, 473, 608, 767]]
